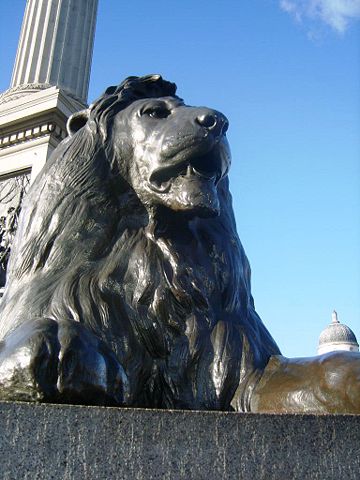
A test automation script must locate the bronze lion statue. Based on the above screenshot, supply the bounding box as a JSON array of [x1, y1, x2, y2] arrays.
[[0, 75, 359, 413]]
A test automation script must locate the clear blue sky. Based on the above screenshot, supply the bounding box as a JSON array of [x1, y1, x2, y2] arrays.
[[0, 0, 359, 357]]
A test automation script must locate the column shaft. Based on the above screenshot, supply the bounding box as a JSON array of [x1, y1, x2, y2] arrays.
[[10, 0, 98, 104]]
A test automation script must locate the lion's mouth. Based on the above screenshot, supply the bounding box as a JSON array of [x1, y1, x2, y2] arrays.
[[149, 149, 223, 193]]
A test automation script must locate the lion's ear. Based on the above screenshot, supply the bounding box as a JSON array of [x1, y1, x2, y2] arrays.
[[67, 109, 90, 136]]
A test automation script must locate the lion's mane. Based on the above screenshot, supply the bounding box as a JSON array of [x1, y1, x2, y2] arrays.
[[0, 75, 280, 410]]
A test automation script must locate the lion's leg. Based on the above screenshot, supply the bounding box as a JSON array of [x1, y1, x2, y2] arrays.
[[0, 318, 129, 405], [249, 352, 360, 414]]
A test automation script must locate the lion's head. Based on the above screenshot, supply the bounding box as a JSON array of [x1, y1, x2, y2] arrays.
[[69, 74, 230, 219], [0, 75, 279, 410]]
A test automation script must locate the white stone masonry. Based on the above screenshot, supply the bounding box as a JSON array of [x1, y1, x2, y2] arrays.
[[11, 0, 98, 104]]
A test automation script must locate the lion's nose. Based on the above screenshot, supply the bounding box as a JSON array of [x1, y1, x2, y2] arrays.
[[195, 112, 229, 136]]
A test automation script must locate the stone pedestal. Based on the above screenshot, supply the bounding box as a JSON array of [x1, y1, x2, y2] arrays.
[[0, 401, 359, 479], [0, 86, 83, 181]]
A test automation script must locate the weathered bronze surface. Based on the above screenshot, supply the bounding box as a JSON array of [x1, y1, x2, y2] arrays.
[[0, 75, 358, 412]]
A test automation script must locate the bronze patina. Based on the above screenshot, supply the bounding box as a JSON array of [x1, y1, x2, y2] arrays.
[[0, 75, 358, 412]]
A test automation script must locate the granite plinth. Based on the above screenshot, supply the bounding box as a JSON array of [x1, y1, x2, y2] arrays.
[[0, 402, 359, 480]]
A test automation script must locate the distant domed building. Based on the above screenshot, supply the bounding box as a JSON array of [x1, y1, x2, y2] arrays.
[[318, 311, 359, 355]]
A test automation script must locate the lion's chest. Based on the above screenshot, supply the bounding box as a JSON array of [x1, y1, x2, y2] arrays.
[[106, 229, 241, 409], [118, 229, 226, 325]]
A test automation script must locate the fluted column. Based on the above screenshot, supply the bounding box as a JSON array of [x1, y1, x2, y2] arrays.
[[11, 0, 98, 104]]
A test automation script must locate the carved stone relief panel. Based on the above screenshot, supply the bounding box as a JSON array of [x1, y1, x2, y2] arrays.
[[0, 171, 30, 287]]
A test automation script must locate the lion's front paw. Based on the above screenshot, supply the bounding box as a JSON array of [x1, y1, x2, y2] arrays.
[[0, 319, 128, 405]]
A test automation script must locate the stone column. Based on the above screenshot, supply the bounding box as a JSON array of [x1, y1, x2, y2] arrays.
[[11, 0, 98, 105]]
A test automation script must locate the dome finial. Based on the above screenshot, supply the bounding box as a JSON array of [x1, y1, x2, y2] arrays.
[[332, 310, 339, 324]]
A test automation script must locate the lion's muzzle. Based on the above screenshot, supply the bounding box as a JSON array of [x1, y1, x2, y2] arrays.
[[147, 107, 231, 194]]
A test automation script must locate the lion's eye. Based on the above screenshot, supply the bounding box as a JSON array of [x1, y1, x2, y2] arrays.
[[143, 107, 170, 119]]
